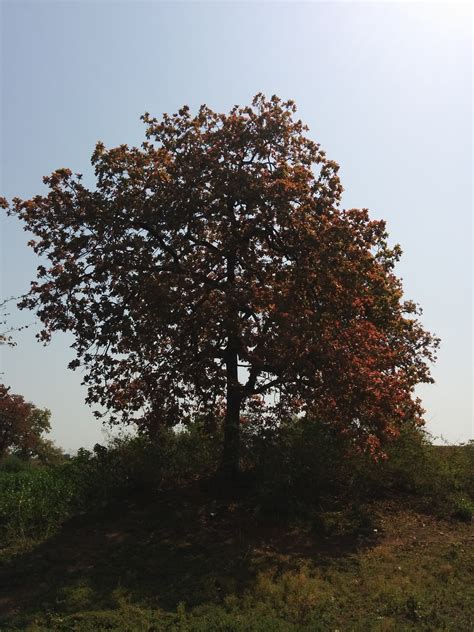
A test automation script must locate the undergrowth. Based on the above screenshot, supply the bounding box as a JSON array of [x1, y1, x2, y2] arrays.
[[0, 421, 471, 548]]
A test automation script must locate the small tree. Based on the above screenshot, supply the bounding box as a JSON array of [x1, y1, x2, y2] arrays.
[[0, 384, 52, 459], [2, 95, 439, 478]]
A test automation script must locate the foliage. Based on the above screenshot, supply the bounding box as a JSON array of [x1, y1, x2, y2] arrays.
[[0, 421, 471, 551], [31, 437, 68, 466], [0, 453, 35, 473], [0, 384, 52, 459], [358, 433, 474, 518], [0, 468, 76, 541], [2, 94, 439, 473], [250, 420, 473, 521], [0, 424, 220, 545], [67, 425, 219, 509], [0, 296, 33, 350], [244, 416, 354, 515]]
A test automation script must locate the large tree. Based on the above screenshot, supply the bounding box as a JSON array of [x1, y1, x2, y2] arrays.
[[3, 95, 438, 476]]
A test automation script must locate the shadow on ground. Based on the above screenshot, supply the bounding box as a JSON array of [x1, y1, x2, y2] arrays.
[[0, 482, 378, 624]]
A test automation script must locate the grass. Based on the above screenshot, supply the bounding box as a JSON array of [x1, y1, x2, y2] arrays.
[[0, 479, 472, 630], [0, 427, 472, 630]]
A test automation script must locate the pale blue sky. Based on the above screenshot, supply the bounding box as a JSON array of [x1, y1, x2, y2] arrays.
[[1, 1, 472, 451]]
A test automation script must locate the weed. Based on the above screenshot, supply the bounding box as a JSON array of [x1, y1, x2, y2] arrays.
[[451, 496, 473, 522]]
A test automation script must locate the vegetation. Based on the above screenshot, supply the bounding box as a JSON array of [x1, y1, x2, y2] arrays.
[[0, 424, 472, 630], [3, 95, 438, 477], [0, 385, 55, 460]]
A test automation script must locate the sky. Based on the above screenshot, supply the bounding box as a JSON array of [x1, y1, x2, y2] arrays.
[[1, 1, 472, 451]]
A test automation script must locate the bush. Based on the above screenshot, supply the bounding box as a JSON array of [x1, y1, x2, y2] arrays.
[[0, 423, 221, 545], [0, 418, 471, 547], [362, 431, 474, 517], [0, 468, 76, 541], [246, 419, 473, 521], [244, 418, 354, 517], [451, 497, 473, 522], [0, 453, 34, 473], [64, 424, 220, 510]]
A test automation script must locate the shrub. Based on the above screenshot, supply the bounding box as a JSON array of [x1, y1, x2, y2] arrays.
[[0, 453, 34, 473], [245, 418, 355, 517], [0, 424, 220, 544], [0, 418, 471, 547], [451, 497, 473, 522], [362, 430, 474, 516], [63, 424, 221, 510], [0, 468, 76, 541], [247, 419, 473, 520]]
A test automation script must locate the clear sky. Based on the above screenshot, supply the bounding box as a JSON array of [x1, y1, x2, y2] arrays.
[[1, 1, 472, 451]]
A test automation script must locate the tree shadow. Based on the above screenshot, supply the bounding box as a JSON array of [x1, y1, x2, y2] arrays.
[[0, 482, 379, 625]]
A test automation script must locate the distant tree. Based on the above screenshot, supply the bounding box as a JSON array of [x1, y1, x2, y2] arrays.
[[0, 384, 52, 459], [31, 436, 66, 466], [2, 95, 439, 478]]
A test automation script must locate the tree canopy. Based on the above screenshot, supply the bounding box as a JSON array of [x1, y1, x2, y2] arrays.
[[0, 384, 52, 459], [2, 94, 439, 475]]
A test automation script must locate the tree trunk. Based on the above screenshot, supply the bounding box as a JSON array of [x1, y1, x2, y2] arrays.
[[221, 345, 241, 480], [220, 247, 241, 481]]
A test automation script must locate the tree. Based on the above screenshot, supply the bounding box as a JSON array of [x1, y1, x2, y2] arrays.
[[0, 384, 52, 459], [2, 95, 439, 478], [31, 436, 66, 466]]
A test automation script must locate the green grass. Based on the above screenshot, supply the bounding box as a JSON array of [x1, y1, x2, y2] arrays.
[[0, 482, 472, 631], [0, 429, 472, 630]]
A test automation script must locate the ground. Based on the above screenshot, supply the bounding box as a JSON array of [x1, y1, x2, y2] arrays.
[[0, 481, 472, 631]]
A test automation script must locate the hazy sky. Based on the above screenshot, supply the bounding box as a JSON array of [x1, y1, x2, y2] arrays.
[[1, 1, 472, 451]]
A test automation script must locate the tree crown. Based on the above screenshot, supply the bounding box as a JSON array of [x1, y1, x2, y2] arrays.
[[3, 94, 439, 455]]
